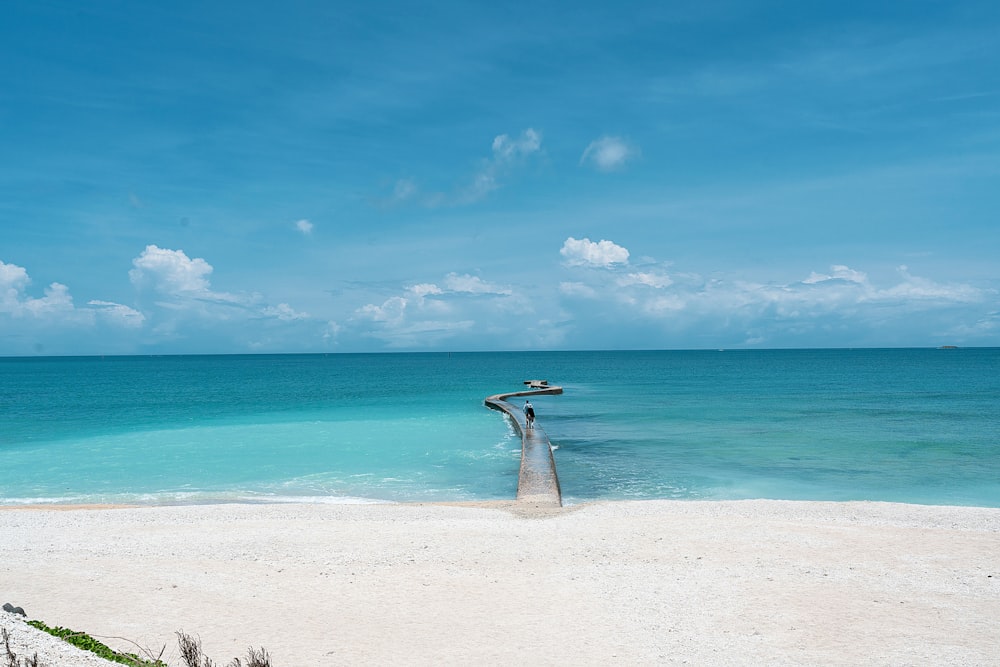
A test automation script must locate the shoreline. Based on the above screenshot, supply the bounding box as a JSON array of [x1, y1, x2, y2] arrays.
[[3, 499, 999, 665], [5, 493, 1000, 512]]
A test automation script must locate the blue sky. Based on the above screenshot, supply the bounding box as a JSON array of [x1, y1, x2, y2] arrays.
[[2, 1, 998, 355]]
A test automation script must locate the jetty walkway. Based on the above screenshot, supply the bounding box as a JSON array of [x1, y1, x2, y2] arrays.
[[484, 380, 564, 507]]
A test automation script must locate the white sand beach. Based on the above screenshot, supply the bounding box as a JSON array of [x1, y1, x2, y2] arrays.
[[2, 500, 999, 666]]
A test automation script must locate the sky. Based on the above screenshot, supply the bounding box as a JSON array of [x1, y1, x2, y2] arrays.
[[2, 0, 999, 355]]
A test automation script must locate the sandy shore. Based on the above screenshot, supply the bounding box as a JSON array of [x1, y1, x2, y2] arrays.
[[2, 500, 999, 666]]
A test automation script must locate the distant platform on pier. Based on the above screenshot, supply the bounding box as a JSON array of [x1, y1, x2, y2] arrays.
[[524, 379, 550, 389]]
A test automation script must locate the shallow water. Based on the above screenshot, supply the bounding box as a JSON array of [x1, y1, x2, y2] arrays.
[[2, 349, 998, 506]]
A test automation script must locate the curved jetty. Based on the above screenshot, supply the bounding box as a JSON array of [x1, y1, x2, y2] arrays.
[[485, 381, 564, 507]]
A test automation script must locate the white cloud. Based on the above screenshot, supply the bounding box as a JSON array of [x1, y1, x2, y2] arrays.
[[793, 264, 984, 306], [295, 219, 314, 235], [357, 296, 408, 325], [323, 321, 342, 342], [1, 252, 373, 353], [555, 253, 996, 347], [129, 245, 213, 294], [465, 172, 499, 201], [803, 265, 868, 285], [127, 245, 316, 343], [620, 271, 673, 289], [20, 282, 74, 317], [880, 265, 984, 303], [1, 261, 32, 313], [351, 271, 520, 347], [461, 128, 542, 203], [581, 136, 639, 171], [128, 245, 252, 313], [261, 303, 310, 321], [353, 289, 478, 347], [1, 260, 83, 321], [381, 129, 542, 207], [401, 274, 511, 303], [560, 237, 630, 267], [1, 260, 145, 336], [407, 283, 443, 300], [373, 178, 422, 209], [559, 281, 598, 298], [442, 273, 512, 295], [492, 129, 542, 161], [643, 293, 688, 314], [88, 300, 146, 328], [946, 311, 1000, 337]]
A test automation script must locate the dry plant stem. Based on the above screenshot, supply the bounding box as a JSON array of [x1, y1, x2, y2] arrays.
[[177, 632, 272, 667], [3, 628, 42, 667], [176, 632, 214, 667]]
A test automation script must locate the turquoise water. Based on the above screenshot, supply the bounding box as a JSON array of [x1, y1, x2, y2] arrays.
[[2, 349, 998, 506]]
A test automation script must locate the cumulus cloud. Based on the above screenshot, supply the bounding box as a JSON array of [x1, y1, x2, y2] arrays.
[[4, 251, 333, 354], [295, 219, 314, 235], [1, 260, 81, 321], [1, 260, 30, 295], [128, 244, 313, 337], [1, 259, 145, 339], [129, 245, 214, 295], [581, 136, 639, 171], [560, 237, 630, 267], [19, 282, 74, 317]]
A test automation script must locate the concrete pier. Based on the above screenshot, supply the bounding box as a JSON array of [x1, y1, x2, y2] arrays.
[[485, 383, 564, 507]]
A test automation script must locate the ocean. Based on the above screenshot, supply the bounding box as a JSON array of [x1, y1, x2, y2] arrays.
[[2, 349, 998, 507]]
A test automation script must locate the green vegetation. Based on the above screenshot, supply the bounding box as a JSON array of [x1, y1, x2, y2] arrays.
[[7, 620, 272, 667], [24, 620, 166, 667]]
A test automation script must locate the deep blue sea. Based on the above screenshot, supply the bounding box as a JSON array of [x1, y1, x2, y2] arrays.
[[2, 349, 998, 507]]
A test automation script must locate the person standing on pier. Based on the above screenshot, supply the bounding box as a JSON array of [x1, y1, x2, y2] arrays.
[[524, 400, 535, 428]]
